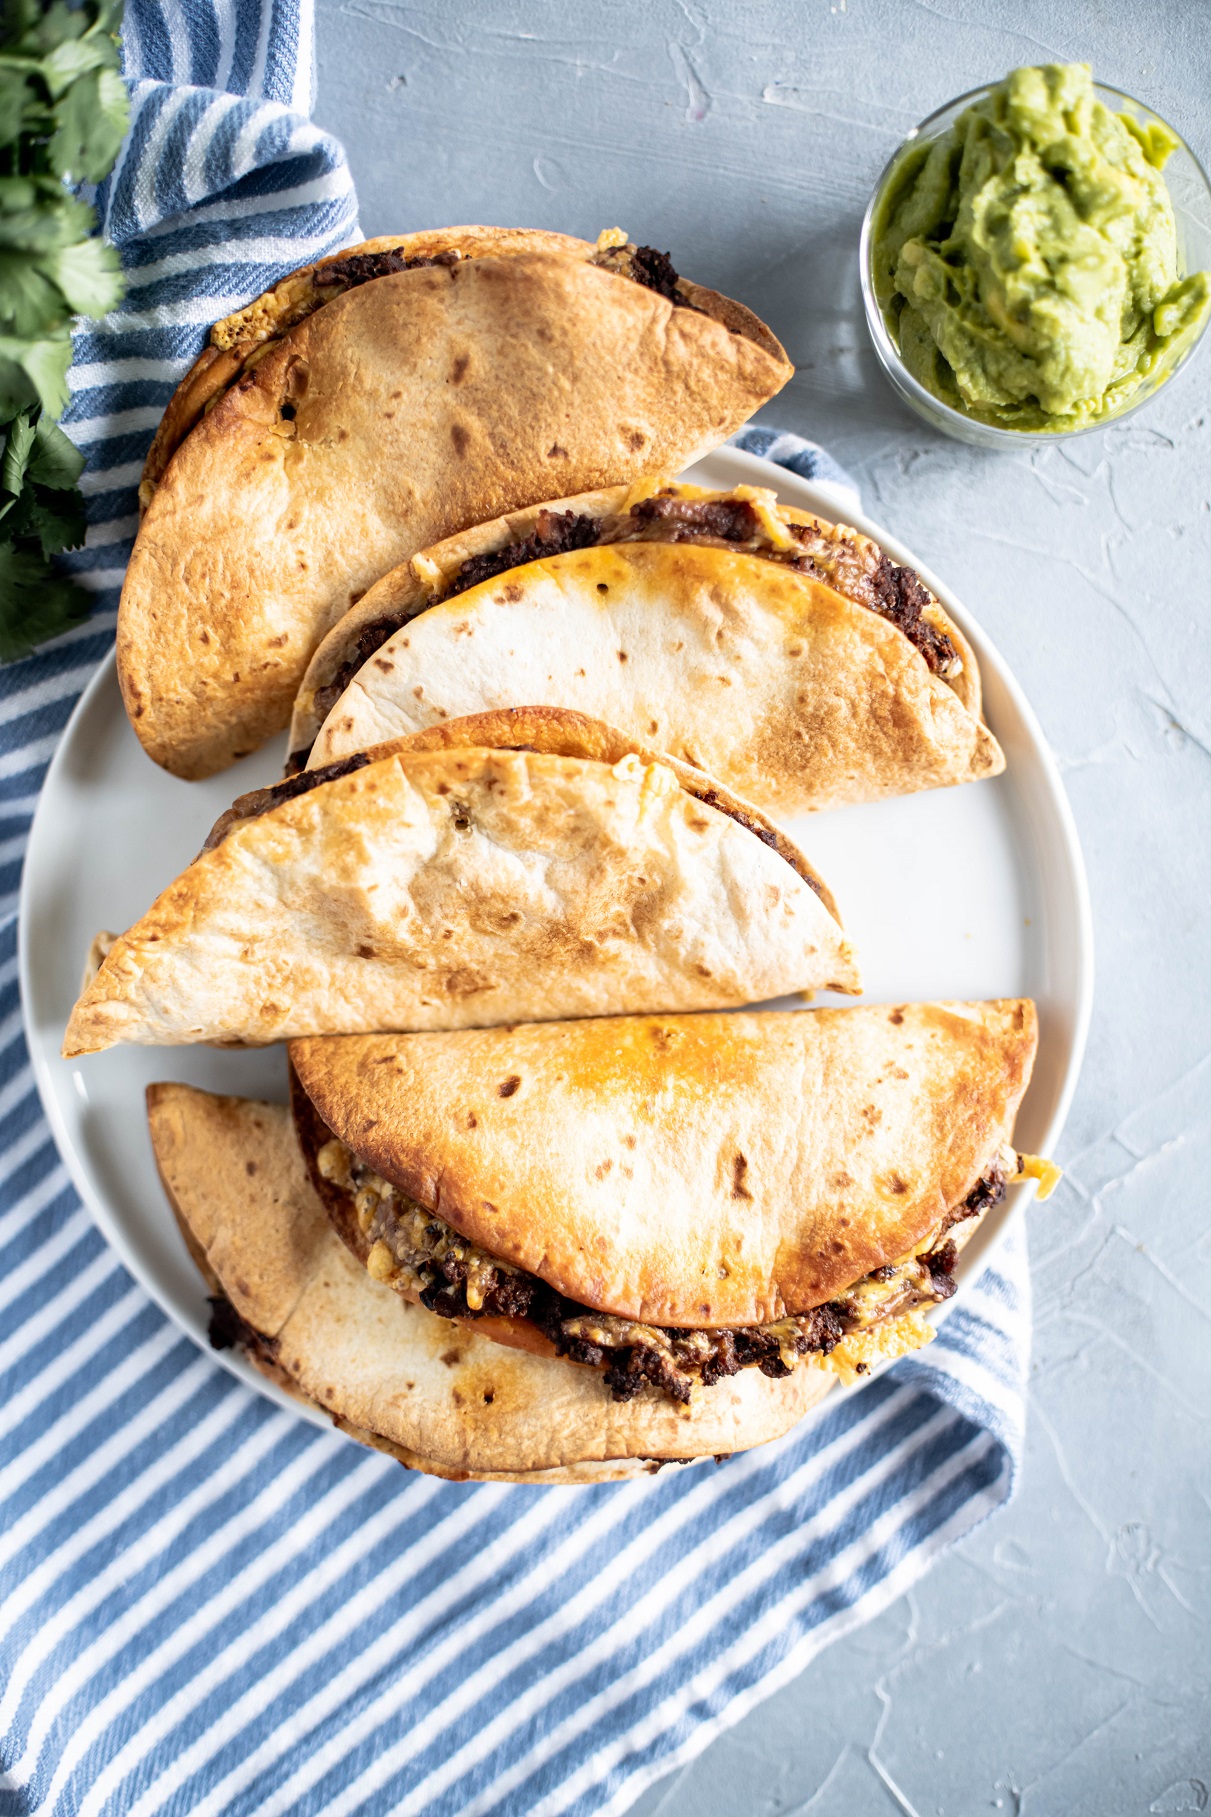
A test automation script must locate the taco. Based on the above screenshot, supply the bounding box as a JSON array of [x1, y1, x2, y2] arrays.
[[288, 1000, 1057, 1407], [148, 1083, 828, 1479], [64, 709, 857, 1057], [290, 478, 1003, 811]]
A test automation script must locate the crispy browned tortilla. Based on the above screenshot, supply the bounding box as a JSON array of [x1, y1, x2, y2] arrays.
[[118, 229, 791, 780], [292, 480, 1002, 812], [148, 1083, 828, 1477], [64, 710, 858, 1057]]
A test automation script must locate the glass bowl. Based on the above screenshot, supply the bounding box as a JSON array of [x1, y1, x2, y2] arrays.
[[859, 79, 1211, 447]]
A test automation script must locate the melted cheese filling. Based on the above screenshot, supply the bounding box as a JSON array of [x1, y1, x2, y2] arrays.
[[313, 1136, 1014, 1393]]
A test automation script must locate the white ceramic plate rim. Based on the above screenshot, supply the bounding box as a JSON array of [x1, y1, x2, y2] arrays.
[[19, 444, 1094, 1437]]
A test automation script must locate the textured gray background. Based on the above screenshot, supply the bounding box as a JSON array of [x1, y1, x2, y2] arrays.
[[312, 3, 1211, 1811]]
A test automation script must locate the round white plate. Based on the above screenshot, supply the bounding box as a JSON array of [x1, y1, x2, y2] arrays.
[[19, 445, 1093, 1432]]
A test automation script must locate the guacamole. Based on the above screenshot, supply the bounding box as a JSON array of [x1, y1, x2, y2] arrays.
[[871, 63, 1210, 431]]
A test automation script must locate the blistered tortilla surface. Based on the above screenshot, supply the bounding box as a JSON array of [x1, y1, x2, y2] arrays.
[[289, 999, 1037, 1328]]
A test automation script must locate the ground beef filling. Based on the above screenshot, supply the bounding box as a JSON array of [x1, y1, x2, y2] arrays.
[[299, 615, 423, 764], [622, 496, 959, 675], [202, 751, 371, 849], [314, 1136, 1005, 1406], [206, 1294, 294, 1394], [319, 248, 463, 289], [436, 491, 958, 675], [589, 242, 698, 307], [447, 508, 603, 601]]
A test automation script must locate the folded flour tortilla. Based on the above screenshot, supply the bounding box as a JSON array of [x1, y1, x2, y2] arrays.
[[64, 709, 858, 1057], [288, 1000, 1049, 1406], [148, 1083, 828, 1478], [118, 229, 792, 780], [290, 479, 1004, 811]]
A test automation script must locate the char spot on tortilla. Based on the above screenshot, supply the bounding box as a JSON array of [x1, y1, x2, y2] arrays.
[[889, 1009, 905, 1025], [548, 442, 567, 458], [245, 1160, 257, 1176], [731, 1154, 751, 1200], [627, 430, 645, 451], [450, 353, 469, 384], [450, 422, 470, 457], [440, 1349, 461, 1367], [597, 583, 608, 593], [498, 1075, 521, 1098], [445, 968, 490, 995], [890, 1176, 909, 1195]]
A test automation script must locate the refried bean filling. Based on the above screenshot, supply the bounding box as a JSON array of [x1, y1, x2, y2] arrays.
[[290, 492, 959, 772], [296, 1100, 1007, 1406]]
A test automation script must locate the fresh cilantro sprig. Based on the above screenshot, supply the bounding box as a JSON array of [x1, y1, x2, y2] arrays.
[[0, 0, 128, 660]]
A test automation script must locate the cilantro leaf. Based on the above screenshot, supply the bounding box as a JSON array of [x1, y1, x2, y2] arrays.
[[0, 0, 127, 662], [52, 232, 122, 317], [0, 66, 29, 141], [0, 253, 68, 338], [40, 32, 114, 99], [0, 402, 34, 491], [0, 328, 72, 415], [0, 539, 89, 660], [48, 63, 128, 182], [28, 408, 84, 487], [25, 482, 84, 554]]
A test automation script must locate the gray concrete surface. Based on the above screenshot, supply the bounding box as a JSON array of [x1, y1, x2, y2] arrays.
[[312, 3, 1211, 1810]]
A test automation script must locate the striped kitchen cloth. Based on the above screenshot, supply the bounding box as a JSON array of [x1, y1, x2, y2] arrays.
[[0, 0, 1032, 1811]]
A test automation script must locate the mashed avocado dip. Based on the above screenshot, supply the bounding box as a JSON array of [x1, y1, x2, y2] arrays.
[[871, 63, 1210, 431]]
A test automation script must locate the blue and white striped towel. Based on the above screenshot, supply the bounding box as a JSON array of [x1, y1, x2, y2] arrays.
[[0, 1, 1031, 1810]]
